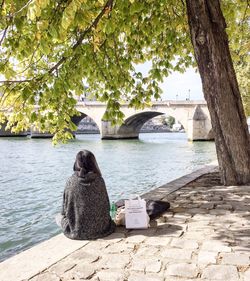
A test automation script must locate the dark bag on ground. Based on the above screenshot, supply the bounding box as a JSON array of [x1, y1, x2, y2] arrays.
[[115, 199, 170, 220]]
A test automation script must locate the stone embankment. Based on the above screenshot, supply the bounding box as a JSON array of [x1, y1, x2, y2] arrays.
[[0, 165, 249, 281]]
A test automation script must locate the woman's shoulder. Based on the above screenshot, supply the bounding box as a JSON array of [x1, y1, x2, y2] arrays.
[[94, 175, 105, 185], [65, 174, 78, 189], [65, 173, 105, 188]]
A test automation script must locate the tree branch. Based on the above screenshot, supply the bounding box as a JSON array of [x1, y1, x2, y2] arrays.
[[0, 26, 8, 46], [0, 79, 32, 83], [239, 0, 249, 31], [0, 0, 5, 10], [48, 0, 114, 75], [12, 0, 33, 17]]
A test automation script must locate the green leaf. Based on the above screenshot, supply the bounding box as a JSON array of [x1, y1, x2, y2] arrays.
[[31, 112, 37, 122], [40, 39, 50, 54]]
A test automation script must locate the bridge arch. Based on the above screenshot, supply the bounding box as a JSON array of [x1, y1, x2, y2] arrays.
[[71, 113, 100, 134], [75, 103, 107, 133], [71, 112, 87, 126], [118, 111, 164, 136], [101, 111, 187, 139]]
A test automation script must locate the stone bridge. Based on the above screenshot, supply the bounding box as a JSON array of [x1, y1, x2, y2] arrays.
[[74, 100, 213, 141], [0, 100, 213, 141]]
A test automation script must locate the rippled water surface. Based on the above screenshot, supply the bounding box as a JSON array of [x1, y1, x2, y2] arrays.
[[0, 133, 216, 261]]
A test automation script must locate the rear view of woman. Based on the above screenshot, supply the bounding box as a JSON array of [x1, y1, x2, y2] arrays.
[[57, 150, 115, 240]]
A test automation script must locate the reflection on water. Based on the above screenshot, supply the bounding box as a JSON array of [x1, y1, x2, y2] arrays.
[[0, 133, 216, 261]]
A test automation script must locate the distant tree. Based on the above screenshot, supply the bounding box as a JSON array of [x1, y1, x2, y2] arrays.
[[165, 116, 175, 128], [0, 0, 249, 184]]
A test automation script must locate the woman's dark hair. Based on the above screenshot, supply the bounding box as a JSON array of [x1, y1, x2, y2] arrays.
[[73, 150, 102, 177]]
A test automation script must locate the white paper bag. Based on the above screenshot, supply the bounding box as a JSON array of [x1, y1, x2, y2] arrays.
[[125, 196, 149, 229]]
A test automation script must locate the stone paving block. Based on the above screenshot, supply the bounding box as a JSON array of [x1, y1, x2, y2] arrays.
[[164, 193, 177, 199], [99, 232, 125, 242], [186, 208, 209, 215], [229, 223, 250, 232], [204, 195, 223, 202], [182, 203, 201, 209], [156, 224, 185, 238], [61, 264, 96, 280], [128, 272, 164, 281], [209, 209, 231, 215], [202, 264, 239, 280], [191, 214, 212, 221], [134, 245, 159, 256], [98, 253, 130, 269], [184, 230, 215, 241], [187, 221, 210, 230], [233, 204, 250, 211], [162, 278, 201, 281], [201, 241, 231, 252], [68, 249, 100, 263], [95, 269, 128, 281], [165, 217, 187, 225], [143, 236, 172, 246], [49, 260, 76, 275], [243, 268, 250, 281], [208, 221, 232, 230], [214, 213, 239, 221], [200, 202, 215, 210], [211, 233, 235, 245], [31, 272, 60, 281], [233, 244, 250, 253], [130, 257, 162, 273], [103, 241, 134, 254], [172, 207, 188, 214], [216, 204, 233, 210], [197, 251, 218, 265], [79, 240, 111, 254], [220, 253, 250, 266], [61, 274, 81, 281], [165, 263, 198, 278], [128, 228, 157, 237], [173, 213, 193, 219], [125, 234, 147, 244], [170, 238, 199, 249], [160, 248, 193, 260]]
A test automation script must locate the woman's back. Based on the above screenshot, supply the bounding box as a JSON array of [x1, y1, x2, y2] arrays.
[[60, 150, 115, 240]]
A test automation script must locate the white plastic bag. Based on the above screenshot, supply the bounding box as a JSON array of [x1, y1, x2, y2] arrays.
[[125, 196, 149, 229], [114, 206, 126, 226]]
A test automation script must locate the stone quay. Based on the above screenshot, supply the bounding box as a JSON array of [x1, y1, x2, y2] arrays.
[[0, 164, 249, 281]]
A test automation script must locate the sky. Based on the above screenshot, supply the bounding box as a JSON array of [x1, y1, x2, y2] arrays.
[[160, 67, 204, 101], [136, 62, 204, 101]]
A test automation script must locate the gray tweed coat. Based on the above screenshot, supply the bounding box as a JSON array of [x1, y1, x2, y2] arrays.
[[61, 172, 115, 240]]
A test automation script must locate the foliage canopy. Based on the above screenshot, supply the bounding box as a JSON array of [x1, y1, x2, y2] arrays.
[[0, 0, 249, 142]]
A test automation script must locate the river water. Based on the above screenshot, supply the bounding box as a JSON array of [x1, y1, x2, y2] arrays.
[[0, 133, 216, 261]]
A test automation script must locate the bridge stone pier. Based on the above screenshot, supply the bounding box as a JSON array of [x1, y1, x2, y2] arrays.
[[0, 122, 28, 137], [75, 100, 213, 141], [187, 105, 214, 141]]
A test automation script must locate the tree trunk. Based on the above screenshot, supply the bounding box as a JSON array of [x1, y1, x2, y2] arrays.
[[186, 0, 250, 185]]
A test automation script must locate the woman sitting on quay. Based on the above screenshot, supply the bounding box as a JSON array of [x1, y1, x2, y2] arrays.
[[56, 150, 115, 240]]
